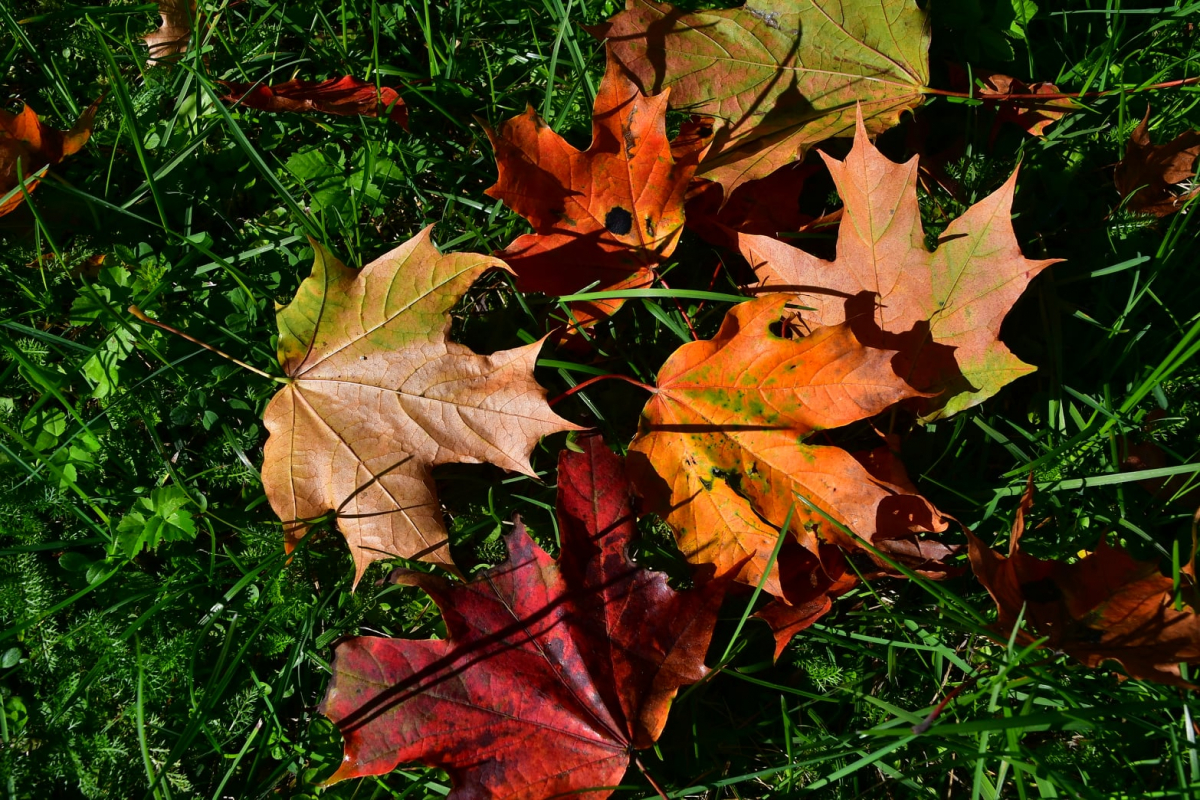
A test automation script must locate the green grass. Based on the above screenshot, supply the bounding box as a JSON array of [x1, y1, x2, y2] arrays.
[[2, 0, 1200, 797]]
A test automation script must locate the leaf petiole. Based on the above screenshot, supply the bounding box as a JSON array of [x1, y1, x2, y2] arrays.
[[127, 305, 288, 384]]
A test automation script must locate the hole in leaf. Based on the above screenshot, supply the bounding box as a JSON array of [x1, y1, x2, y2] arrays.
[[605, 207, 633, 235]]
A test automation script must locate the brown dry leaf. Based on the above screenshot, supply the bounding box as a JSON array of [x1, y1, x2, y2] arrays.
[[967, 481, 1200, 688], [593, 0, 930, 196], [484, 48, 707, 338], [1115, 109, 1200, 217], [628, 294, 954, 623], [740, 111, 1058, 419], [950, 65, 1074, 142], [144, 0, 194, 65], [219, 76, 408, 128], [0, 101, 100, 217], [260, 227, 580, 584]]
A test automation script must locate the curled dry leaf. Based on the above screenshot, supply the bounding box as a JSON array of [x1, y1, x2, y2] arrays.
[[260, 227, 579, 585], [740, 111, 1058, 419], [594, 0, 930, 195], [484, 48, 706, 338], [1115, 108, 1200, 217], [320, 434, 728, 797], [628, 294, 953, 632], [220, 76, 408, 128], [0, 101, 100, 217], [950, 65, 1074, 142], [144, 0, 194, 64], [967, 481, 1200, 688]]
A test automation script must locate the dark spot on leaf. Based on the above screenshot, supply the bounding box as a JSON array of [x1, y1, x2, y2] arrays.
[[1020, 577, 1062, 604], [606, 207, 633, 235]]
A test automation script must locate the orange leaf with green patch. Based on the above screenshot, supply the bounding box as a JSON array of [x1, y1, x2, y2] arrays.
[[260, 227, 580, 585], [739, 112, 1058, 420], [628, 295, 954, 627], [484, 47, 708, 338]]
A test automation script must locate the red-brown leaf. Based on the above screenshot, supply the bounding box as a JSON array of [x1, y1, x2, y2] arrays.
[[220, 76, 408, 128], [967, 481, 1200, 688], [1114, 108, 1200, 217], [320, 434, 727, 795]]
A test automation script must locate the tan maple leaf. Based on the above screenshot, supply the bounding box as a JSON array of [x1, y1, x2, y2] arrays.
[[261, 227, 580, 584], [144, 0, 194, 65], [740, 112, 1058, 419]]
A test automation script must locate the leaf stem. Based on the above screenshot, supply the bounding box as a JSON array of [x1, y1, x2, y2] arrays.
[[921, 75, 1200, 102], [654, 273, 699, 340], [548, 374, 656, 406], [128, 305, 289, 384], [634, 756, 670, 800]]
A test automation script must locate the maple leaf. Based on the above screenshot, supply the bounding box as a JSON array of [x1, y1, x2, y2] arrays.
[[593, 0, 930, 195], [966, 481, 1200, 688], [144, 0, 194, 65], [260, 227, 579, 584], [484, 47, 705, 336], [739, 112, 1058, 419], [1114, 108, 1200, 217], [627, 294, 952, 613], [219, 76, 408, 129], [0, 101, 100, 218], [320, 434, 727, 796]]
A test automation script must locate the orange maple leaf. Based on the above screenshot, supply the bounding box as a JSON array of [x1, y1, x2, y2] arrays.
[[484, 46, 707, 337], [628, 295, 954, 632]]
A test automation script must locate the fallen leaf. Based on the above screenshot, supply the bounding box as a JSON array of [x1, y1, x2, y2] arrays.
[[484, 48, 705, 336], [1120, 438, 1200, 510], [0, 101, 100, 217], [320, 434, 727, 795], [627, 294, 952, 612], [967, 481, 1200, 688], [260, 227, 579, 584], [220, 76, 408, 128], [593, 0, 930, 195], [1115, 108, 1200, 217], [950, 65, 1075, 142], [740, 111, 1058, 419], [144, 0, 193, 65]]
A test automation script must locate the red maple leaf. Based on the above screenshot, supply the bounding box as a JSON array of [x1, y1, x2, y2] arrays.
[[319, 434, 727, 796]]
